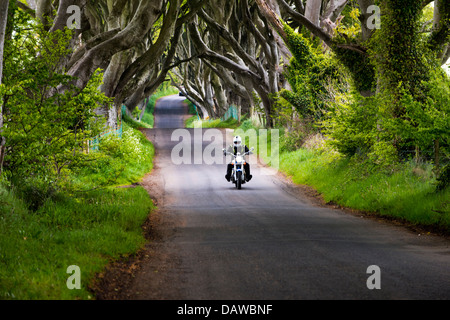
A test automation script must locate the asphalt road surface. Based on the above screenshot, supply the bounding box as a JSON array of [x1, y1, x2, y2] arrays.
[[125, 94, 450, 300]]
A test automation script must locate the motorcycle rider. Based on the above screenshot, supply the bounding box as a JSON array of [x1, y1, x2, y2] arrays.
[[224, 135, 252, 182]]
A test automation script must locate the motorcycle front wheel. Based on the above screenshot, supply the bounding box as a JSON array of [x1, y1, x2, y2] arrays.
[[236, 171, 242, 189]]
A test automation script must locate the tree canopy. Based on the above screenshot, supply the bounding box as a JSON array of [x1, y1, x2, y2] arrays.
[[0, 0, 449, 178]]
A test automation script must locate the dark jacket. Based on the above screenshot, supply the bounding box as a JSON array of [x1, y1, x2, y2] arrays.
[[227, 144, 249, 155]]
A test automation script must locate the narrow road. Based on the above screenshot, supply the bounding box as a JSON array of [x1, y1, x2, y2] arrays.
[[122, 95, 450, 300]]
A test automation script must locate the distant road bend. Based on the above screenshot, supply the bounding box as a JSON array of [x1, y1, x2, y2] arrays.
[[121, 94, 450, 300]]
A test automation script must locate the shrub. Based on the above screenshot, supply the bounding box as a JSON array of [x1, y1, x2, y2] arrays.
[[436, 163, 450, 192]]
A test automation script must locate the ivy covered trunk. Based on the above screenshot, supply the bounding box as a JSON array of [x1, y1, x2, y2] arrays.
[[375, 0, 430, 106]]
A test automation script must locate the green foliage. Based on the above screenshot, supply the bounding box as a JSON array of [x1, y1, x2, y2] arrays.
[[322, 92, 378, 157], [335, 7, 361, 38], [436, 163, 450, 191], [72, 123, 154, 190], [141, 112, 154, 127], [380, 72, 449, 157], [330, 5, 376, 93], [132, 106, 141, 119], [279, 23, 346, 124], [370, 0, 431, 101], [1, 11, 110, 187], [0, 182, 154, 299], [0, 123, 156, 299], [322, 0, 450, 166], [238, 119, 260, 132], [279, 129, 305, 153], [11, 176, 57, 212], [323, 70, 449, 167], [333, 47, 375, 93]]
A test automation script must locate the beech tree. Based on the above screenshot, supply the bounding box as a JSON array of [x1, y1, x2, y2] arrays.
[[256, 0, 449, 163], [171, 0, 293, 127], [13, 0, 203, 129], [4, 0, 449, 163], [257, 0, 450, 95]]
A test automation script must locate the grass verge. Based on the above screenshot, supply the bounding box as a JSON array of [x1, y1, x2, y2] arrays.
[[0, 121, 155, 299], [185, 115, 241, 129], [280, 149, 450, 232]]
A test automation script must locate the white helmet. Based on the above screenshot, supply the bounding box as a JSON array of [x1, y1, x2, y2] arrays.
[[233, 136, 242, 147]]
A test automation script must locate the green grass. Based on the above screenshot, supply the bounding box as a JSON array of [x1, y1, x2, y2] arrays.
[[122, 113, 152, 129], [185, 115, 241, 129], [0, 186, 153, 299], [279, 149, 449, 230], [0, 122, 156, 299]]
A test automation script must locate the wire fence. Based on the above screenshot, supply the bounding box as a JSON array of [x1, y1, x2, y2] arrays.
[[88, 106, 124, 151], [221, 105, 239, 121]]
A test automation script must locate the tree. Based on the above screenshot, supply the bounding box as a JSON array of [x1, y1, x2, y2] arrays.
[[0, 0, 10, 172], [1, 11, 109, 182], [4, 0, 448, 167], [173, 0, 291, 127], [254, 0, 449, 163], [13, 0, 202, 129], [0, 0, 8, 83]]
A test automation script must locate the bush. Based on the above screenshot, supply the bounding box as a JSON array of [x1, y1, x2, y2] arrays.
[[238, 119, 259, 132], [72, 123, 154, 190], [280, 129, 305, 153], [322, 93, 378, 157], [436, 163, 450, 192], [12, 178, 56, 212]]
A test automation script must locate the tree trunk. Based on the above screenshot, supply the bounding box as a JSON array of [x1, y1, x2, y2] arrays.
[[67, 0, 162, 91], [0, 0, 8, 83], [357, 0, 375, 41], [0, 0, 9, 174], [210, 72, 228, 116], [431, 0, 450, 63], [305, 0, 322, 27], [36, 0, 53, 28]]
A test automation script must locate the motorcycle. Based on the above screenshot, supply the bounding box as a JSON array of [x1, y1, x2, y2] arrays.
[[223, 147, 254, 189]]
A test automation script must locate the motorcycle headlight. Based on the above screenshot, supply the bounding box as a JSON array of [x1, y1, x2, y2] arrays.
[[236, 156, 243, 163]]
